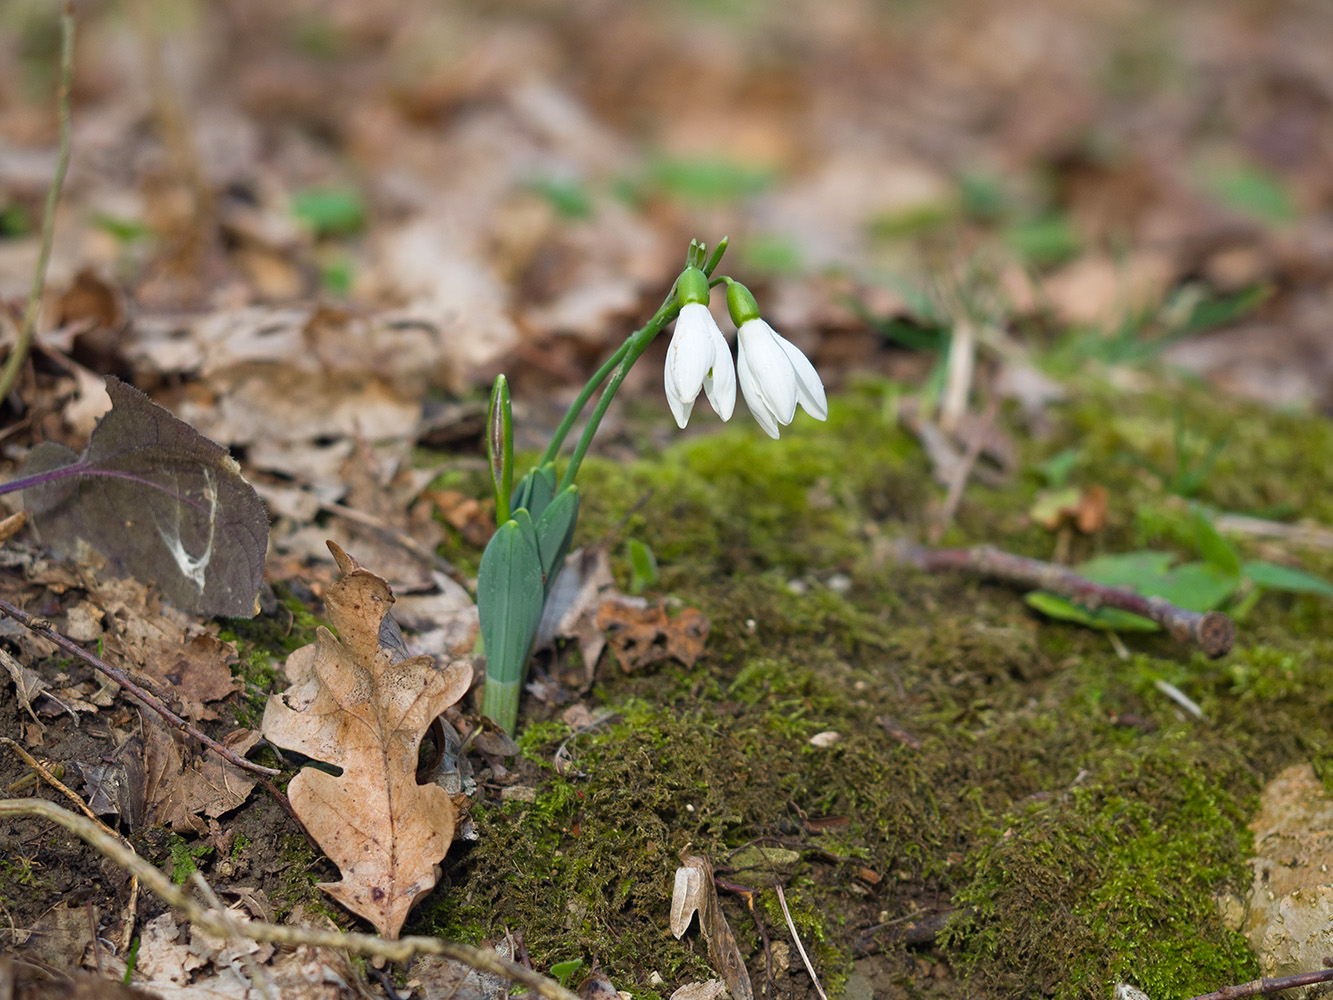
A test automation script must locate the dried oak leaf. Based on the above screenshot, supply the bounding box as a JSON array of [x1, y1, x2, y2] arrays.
[[261, 542, 472, 939], [597, 601, 709, 673]]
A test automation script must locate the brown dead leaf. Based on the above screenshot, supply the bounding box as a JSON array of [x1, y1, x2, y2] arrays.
[[143, 716, 261, 835], [671, 849, 753, 1000], [597, 601, 709, 673], [1029, 484, 1108, 534], [261, 542, 472, 939], [426, 488, 495, 548]]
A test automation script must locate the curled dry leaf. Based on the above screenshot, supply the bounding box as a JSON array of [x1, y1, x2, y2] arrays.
[[598, 601, 709, 673], [261, 542, 472, 939], [670, 849, 753, 1000]]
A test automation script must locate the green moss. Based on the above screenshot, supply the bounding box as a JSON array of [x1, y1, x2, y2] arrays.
[[270, 830, 342, 922], [218, 588, 324, 727], [165, 833, 213, 885], [944, 737, 1258, 999]]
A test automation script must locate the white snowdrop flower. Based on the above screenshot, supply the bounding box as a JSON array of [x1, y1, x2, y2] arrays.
[[727, 281, 827, 439], [663, 268, 736, 428]]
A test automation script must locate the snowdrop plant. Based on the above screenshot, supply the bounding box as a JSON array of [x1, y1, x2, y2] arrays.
[[479, 237, 825, 734]]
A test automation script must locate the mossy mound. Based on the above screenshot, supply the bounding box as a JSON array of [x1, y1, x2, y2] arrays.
[[408, 376, 1333, 999]]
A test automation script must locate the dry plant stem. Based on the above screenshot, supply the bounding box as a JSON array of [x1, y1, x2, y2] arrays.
[[938, 317, 976, 435], [127, 0, 216, 253], [1213, 512, 1333, 551], [928, 430, 984, 544], [1186, 968, 1333, 1000], [903, 543, 1236, 658], [0, 596, 281, 778], [0, 3, 74, 403], [0, 798, 583, 1000], [773, 883, 827, 1000], [1, 737, 140, 952]]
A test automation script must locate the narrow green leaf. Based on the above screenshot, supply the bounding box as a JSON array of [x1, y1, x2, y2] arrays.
[[476, 519, 546, 734], [1025, 592, 1160, 632], [1189, 507, 1242, 577], [534, 485, 579, 584], [487, 375, 513, 525], [512, 507, 539, 559], [515, 463, 557, 521], [1243, 561, 1333, 598]]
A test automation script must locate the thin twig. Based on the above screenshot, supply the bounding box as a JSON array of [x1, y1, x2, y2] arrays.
[[0, 597, 280, 778], [126, 0, 216, 273], [929, 427, 984, 544], [1184, 968, 1333, 1000], [901, 543, 1236, 658], [772, 883, 827, 1000], [0, 2, 75, 402], [0, 798, 582, 1000]]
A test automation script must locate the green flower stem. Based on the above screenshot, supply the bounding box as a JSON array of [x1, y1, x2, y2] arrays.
[[539, 339, 632, 467], [557, 295, 680, 493], [537, 238, 729, 471]]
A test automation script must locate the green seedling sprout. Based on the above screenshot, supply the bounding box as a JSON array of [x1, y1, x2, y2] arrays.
[[478, 237, 828, 733]]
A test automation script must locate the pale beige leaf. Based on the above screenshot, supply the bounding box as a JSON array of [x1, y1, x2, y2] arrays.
[[261, 542, 472, 939], [673, 850, 753, 1000]]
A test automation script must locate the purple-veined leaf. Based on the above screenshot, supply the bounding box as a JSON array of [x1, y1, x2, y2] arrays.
[[6, 377, 269, 617]]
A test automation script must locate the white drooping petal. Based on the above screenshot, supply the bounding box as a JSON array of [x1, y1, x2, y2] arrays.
[[737, 353, 781, 438], [735, 318, 827, 437], [664, 302, 734, 428], [774, 332, 827, 421], [702, 320, 736, 421], [664, 303, 714, 428], [738, 319, 798, 425]]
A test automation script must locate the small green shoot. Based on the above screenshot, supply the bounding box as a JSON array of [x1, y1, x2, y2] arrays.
[[291, 186, 366, 238], [123, 936, 140, 984], [627, 537, 659, 594], [529, 177, 593, 219], [1036, 448, 1082, 489], [630, 156, 775, 205], [549, 958, 583, 986], [1004, 213, 1080, 268], [1200, 162, 1296, 224]]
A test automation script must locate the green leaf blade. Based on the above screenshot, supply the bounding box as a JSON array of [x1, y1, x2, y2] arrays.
[[1243, 561, 1333, 598], [477, 518, 546, 734], [533, 485, 579, 586], [1026, 592, 1160, 632]]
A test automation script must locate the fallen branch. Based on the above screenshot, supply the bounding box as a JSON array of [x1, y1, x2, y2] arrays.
[[900, 543, 1236, 658], [0, 2, 74, 403], [1178, 967, 1333, 1000], [0, 596, 281, 778], [0, 798, 582, 1000]]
